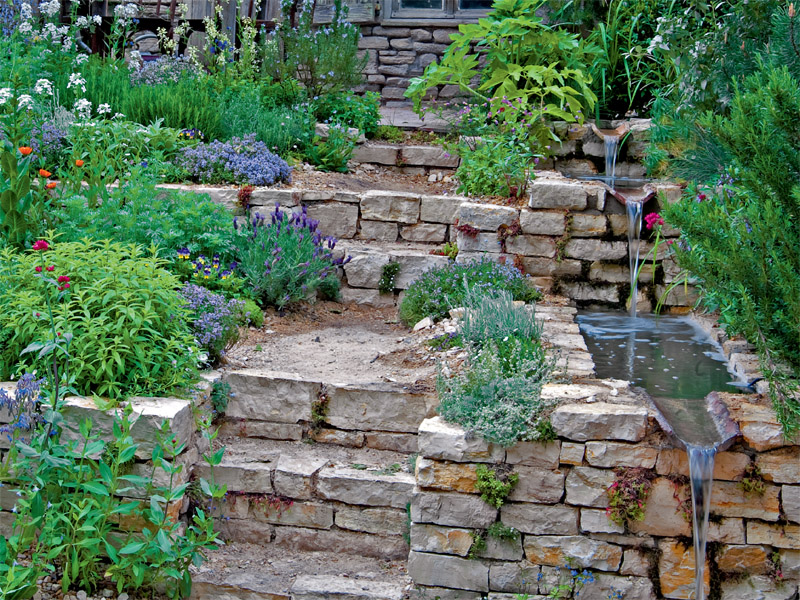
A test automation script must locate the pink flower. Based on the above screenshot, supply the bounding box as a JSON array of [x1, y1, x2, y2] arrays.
[[645, 213, 665, 230], [32, 240, 49, 251], [45, 265, 55, 272], [35, 266, 42, 273]]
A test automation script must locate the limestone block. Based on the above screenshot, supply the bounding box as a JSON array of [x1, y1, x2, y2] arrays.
[[381, 51, 417, 65], [656, 284, 700, 307], [570, 214, 607, 237], [747, 521, 800, 549], [416, 458, 478, 493], [273, 454, 330, 500], [628, 478, 691, 537], [339, 287, 396, 308], [719, 576, 799, 600], [507, 466, 565, 503], [519, 210, 566, 236], [528, 181, 588, 210], [523, 536, 623, 571], [418, 417, 505, 463], [432, 29, 457, 43], [478, 536, 524, 561], [309, 428, 365, 448], [551, 403, 648, 442], [391, 252, 450, 289], [316, 466, 415, 508], [274, 526, 408, 559], [420, 195, 467, 224], [359, 36, 390, 49], [784, 486, 800, 523], [488, 561, 540, 594], [505, 235, 556, 258], [372, 26, 412, 37], [589, 262, 642, 284], [620, 548, 651, 577], [564, 239, 628, 260], [224, 370, 317, 424], [456, 231, 502, 253], [411, 491, 497, 528], [401, 145, 460, 168], [343, 251, 391, 288], [710, 481, 781, 520], [577, 574, 655, 600], [584, 441, 658, 469], [249, 187, 300, 207], [717, 544, 770, 573], [359, 220, 398, 242], [364, 432, 418, 453], [214, 518, 274, 544], [520, 257, 582, 277], [416, 588, 482, 600], [709, 518, 746, 544], [61, 396, 193, 460], [361, 190, 420, 223], [194, 459, 273, 493], [656, 448, 750, 481], [218, 419, 303, 441], [400, 223, 447, 242], [334, 191, 361, 203], [505, 440, 561, 469], [782, 549, 800, 579], [326, 382, 435, 433], [291, 575, 404, 600], [558, 282, 619, 303], [736, 403, 792, 452], [334, 506, 407, 535], [408, 551, 489, 592], [500, 503, 579, 535], [564, 466, 617, 508], [458, 202, 519, 231], [560, 442, 585, 466], [757, 447, 800, 483], [352, 144, 399, 165], [658, 540, 710, 600], [580, 508, 624, 534], [252, 501, 333, 529], [410, 523, 473, 556]]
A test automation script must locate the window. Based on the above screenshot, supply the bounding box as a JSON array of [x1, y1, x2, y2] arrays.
[[390, 0, 492, 19]]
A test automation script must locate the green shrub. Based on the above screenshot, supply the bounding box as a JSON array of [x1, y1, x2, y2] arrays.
[[454, 134, 536, 198], [313, 91, 381, 137], [0, 240, 200, 398], [306, 124, 356, 173], [399, 258, 540, 325], [373, 125, 405, 143], [459, 289, 543, 350], [52, 178, 238, 264], [237, 298, 264, 328], [211, 379, 232, 414]]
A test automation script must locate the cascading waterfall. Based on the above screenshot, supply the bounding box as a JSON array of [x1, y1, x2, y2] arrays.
[[626, 199, 643, 317], [687, 444, 716, 600], [604, 135, 619, 189]]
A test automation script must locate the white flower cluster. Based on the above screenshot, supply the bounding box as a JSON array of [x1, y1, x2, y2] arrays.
[[73, 98, 92, 119], [0, 88, 12, 106], [68, 73, 87, 93]]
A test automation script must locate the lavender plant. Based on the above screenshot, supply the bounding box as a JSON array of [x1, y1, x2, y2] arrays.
[[180, 283, 243, 365], [177, 135, 292, 186], [233, 204, 349, 308]]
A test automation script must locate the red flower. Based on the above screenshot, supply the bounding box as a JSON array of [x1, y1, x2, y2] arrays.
[[38, 169, 51, 177], [31, 240, 49, 251], [35, 266, 42, 272], [45, 182, 57, 190], [45, 265, 55, 272], [57, 332, 61, 337], [57, 276, 70, 283], [644, 212, 665, 230], [58, 283, 70, 291], [75, 159, 84, 167], [18, 147, 32, 156]]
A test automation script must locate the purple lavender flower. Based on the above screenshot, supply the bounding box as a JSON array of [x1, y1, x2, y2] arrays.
[[180, 284, 243, 365]]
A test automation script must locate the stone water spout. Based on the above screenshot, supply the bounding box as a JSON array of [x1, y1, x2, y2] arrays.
[[650, 392, 740, 600]]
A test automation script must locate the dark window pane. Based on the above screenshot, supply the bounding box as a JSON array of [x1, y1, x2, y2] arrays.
[[459, 0, 491, 9], [401, 0, 443, 9]]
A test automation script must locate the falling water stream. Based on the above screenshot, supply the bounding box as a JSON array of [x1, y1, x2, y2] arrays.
[[688, 445, 716, 600]]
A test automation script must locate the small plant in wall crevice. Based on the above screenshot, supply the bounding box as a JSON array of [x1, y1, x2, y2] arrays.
[[379, 261, 402, 294], [606, 467, 656, 527], [475, 464, 519, 508], [738, 461, 766, 496]]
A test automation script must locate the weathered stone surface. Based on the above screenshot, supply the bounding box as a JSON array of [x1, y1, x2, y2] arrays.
[[585, 442, 658, 469], [520, 257, 582, 278], [528, 181, 588, 210], [523, 536, 623, 571], [408, 551, 489, 592], [564, 466, 617, 508], [273, 454, 329, 500], [306, 202, 358, 239], [326, 382, 435, 433], [364, 432, 418, 453], [488, 561, 540, 594], [560, 442, 585, 466], [416, 459, 478, 493], [391, 252, 451, 289], [659, 540, 710, 600], [710, 481, 781, 520], [580, 508, 624, 534], [316, 466, 414, 508], [418, 417, 505, 463], [551, 403, 648, 442], [733, 402, 791, 452], [784, 486, 800, 524], [420, 195, 466, 224], [589, 262, 635, 284], [61, 396, 194, 460], [781, 549, 800, 579], [416, 588, 482, 600], [274, 526, 408, 559], [570, 214, 607, 237], [564, 239, 628, 261], [720, 576, 799, 600], [747, 521, 800, 549], [620, 549, 651, 577], [189, 573, 291, 600], [352, 144, 399, 165], [479, 536, 524, 561], [195, 459, 273, 493], [343, 250, 391, 288], [558, 282, 619, 303], [456, 231, 502, 253], [579, 574, 656, 600], [507, 467, 565, 503], [359, 220, 398, 242], [717, 544, 770, 573], [412, 491, 497, 529], [629, 478, 691, 537], [359, 36, 390, 49], [215, 519, 274, 544], [505, 235, 556, 258], [400, 223, 447, 242], [361, 190, 420, 223], [401, 145, 460, 168], [224, 370, 317, 424], [757, 447, 800, 483], [291, 575, 404, 600], [519, 210, 566, 236], [252, 501, 333, 529], [309, 428, 365, 448], [218, 419, 303, 441], [500, 503, 578, 535], [334, 506, 407, 535], [656, 448, 750, 481], [458, 202, 518, 231], [339, 287, 396, 308], [410, 523, 473, 556], [505, 440, 560, 469], [709, 518, 746, 544]]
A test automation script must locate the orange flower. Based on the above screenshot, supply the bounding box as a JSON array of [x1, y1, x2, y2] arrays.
[[19, 147, 33, 156], [45, 182, 57, 189], [75, 159, 84, 167], [38, 169, 51, 177]]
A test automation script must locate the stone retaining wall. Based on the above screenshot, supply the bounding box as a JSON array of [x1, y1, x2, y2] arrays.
[[408, 395, 800, 600]]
